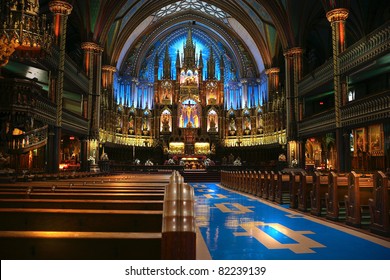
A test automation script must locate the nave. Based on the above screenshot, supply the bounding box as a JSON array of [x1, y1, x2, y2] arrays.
[[193, 183, 390, 260]]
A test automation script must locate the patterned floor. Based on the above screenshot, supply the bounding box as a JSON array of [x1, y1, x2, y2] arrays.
[[192, 183, 390, 260]]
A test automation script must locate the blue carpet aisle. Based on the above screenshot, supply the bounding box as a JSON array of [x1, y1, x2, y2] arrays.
[[192, 183, 390, 260]]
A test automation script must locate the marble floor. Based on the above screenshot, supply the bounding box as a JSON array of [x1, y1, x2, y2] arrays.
[[192, 183, 390, 260]]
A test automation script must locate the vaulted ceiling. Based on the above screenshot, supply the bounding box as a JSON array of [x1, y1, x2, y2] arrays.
[[40, 0, 390, 80]]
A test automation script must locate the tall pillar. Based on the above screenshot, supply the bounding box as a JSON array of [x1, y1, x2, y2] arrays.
[[48, 1, 72, 173], [81, 42, 103, 163], [327, 8, 349, 172], [93, 47, 103, 139], [284, 47, 303, 140], [102, 65, 116, 132], [284, 48, 304, 168], [81, 42, 95, 127], [265, 68, 279, 134], [265, 67, 279, 98]]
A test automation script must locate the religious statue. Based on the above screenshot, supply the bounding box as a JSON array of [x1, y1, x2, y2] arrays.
[[233, 156, 242, 166], [161, 114, 170, 132], [142, 117, 148, 131], [128, 115, 134, 129], [209, 115, 216, 130], [211, 143, 216, 154], [162, 115, 170, 126], [128, 115, 134, 134], [163, 89, 168, 99], [229, 118, 236, 131], [88, 155, 95, 165], [100, 152, 109, 161], [244, 117, 251, 135]]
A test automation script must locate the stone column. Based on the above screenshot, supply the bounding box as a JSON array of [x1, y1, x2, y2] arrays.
[[284, 47, 303, 140], [327, 8, 349, 172], [93, 47, 103, 140], [81, 42, 103, 165], [102, 65, 116, 132], [48, 0, 72, 173], [265, 68, 279, 134]]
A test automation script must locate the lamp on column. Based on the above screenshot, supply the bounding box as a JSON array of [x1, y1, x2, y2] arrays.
[[0, 0, 53, 66]]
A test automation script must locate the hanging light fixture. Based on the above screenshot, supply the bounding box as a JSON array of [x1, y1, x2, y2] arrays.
[[0, 0, 53, 66]]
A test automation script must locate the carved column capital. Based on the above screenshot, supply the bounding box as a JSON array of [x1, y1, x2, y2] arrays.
[[326, 8, 349, 23], [49, 1, 73, 15]]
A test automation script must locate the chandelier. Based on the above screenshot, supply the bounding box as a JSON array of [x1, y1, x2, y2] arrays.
[[0, 0, 53, 66]]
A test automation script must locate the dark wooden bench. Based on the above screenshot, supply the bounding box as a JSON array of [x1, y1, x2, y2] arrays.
[[0, 231, 162, 260], [256, 171, 264, 197], [249, 171, 258, 195], [0, 185, 165, 194], [162, 172, 196, 259], [238, 171, 245, 192], [298, 173, 314, 212], [275, 172, 290, 204], [261, 171, 271, 199], [289, 172, 302, 209], [0, 208, 163, 232], [345, 171, 374, 227], [267, 171, 278, 202], [325, 172, 349, 221], [369, 171, 390, 236], [0, 198, 164, 210], [0, 191, 164, 200], [310, 172, 329, 216]]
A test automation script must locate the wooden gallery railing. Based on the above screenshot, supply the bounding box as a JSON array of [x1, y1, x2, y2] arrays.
[[162, 171, 196, 259]]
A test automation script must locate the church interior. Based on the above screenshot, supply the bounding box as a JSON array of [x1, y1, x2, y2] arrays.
[[0, 0, 389, 173], [0, 0, 390, 261]]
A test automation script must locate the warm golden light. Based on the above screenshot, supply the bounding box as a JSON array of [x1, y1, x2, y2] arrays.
[[0, 0, 53, 66]]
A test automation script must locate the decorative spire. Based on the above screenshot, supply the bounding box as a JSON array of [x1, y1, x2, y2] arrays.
[[198, 50, 203, 68], [176, 50, 181, 68], [207, 46, 215, 79], [163, 45, 171, 79], [186, 25, 194, 46], [183, 25, 196, 69]]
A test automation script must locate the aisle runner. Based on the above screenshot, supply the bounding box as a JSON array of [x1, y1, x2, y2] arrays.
[[192, 183, 390, 260]]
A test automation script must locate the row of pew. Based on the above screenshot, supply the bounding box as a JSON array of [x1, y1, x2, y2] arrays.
[[221, 169, 390, 237], [0, 170, 108, 183], [0, 172, 196, 259]]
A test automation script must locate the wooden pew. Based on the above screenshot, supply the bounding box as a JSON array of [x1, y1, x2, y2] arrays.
[[242, 171, 250, 193], [310, 172, 329, 216], [325, 172, 349, 221], [239, 171, 245, 192], [268, 171, 278, 202], [0, 198, 164, 210], [0, 191, 164, 200], [289, 172, 302, 209], [369, 171, 390, 236], [298, 173, 314, 212], [0, 231, 162, 260], [275, 172, 290, 204], [250, 171, 259, 195], [261, 171, 271, 199], [0, 208, 163, 232], [0, 185, 165, 194], [345, 171, 374, 227], [256, 171, 264, 197], [0, 172, 187, 260]]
